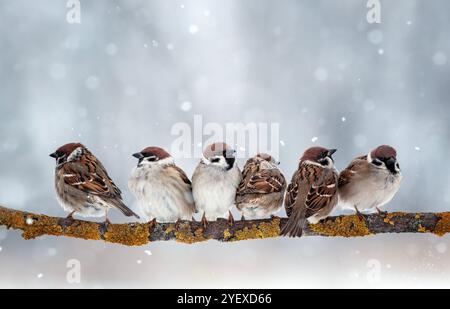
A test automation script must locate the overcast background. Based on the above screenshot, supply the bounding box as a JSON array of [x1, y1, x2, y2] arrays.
[[1, 0, 450, 288]]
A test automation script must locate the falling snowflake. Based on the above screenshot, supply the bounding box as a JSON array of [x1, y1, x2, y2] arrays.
[[378, 48, 384, 55], [152, 40, 159, 47], [0, 246, 2, 252], [180, 101, 192, 112], [105, 43, 118, 55], [144, 250, 152, 256], [203, 9, 211, 17], [167, 43, 174, 51], [189, 25, 199, 35], [406, 20, 412, 26], [414, 146, 421, 151], [311, 136, 318, 143], [85, 75, 100, 90], [341, 117, 346, 122], [279, 140, 285, 146], [314, 67, 328, 82], [26, 218, 34, 225], [137, 260, 142, 264], [37, 273, 44, 279]]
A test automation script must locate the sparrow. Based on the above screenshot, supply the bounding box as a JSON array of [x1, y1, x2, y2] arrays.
[[128, 146, 196, 223], [192, 142, 242, 227], [50, 143, 140, 224], [338, 145, 403, 218], [236, 153, 286, 220], [282, 147, 339, 237]]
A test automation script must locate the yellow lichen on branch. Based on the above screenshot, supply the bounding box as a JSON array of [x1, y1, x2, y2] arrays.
[[1, 205, 450, 246]]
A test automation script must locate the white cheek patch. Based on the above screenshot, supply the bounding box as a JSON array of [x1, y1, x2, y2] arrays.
[[67, 147, 84, 162]]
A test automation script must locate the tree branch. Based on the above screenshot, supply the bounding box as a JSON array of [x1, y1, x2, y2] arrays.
[[1, 205, 449, 246]]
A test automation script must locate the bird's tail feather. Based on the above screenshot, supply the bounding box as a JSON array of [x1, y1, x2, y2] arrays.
[[281, 208, 306, 237], [114, 200, 140, 219]]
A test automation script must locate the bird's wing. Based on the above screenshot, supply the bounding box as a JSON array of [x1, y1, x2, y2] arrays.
[[170, 165, 192, 186], [62, 152, 121, 198], [238, 165, 286, 195], [304, 167, 338, 218], [338, 155, 368, 188], [284, 170, 300, 218], [165, 165, 197, 213]]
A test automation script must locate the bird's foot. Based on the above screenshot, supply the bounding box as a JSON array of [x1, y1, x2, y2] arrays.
[[354, 207, 367, 223], [376, 207, 388, 217], [201, 213, 208, 230], [356, 212, 366, 222], [59, 213, 75, 228], [228, 211, 235, 226], [148, 218, 157, 230], [101, 218, 112, 231], [175, 219, 182, 230]]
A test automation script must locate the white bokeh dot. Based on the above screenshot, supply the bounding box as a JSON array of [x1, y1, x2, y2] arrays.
[[180, 101, 192, 111], [189, 25, 199, 34], [85, 76, 100, 90], [314, 67, 328, 82], [105, 43, 118, 55]]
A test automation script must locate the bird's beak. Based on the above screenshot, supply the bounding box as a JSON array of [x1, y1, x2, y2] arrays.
[[133, 153, 144, 159], [49, 152, 57, 159], [328, 149, 337, 156], [277, 161, 281, 165]]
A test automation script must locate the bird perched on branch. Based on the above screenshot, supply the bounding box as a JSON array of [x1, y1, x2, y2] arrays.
[[192, 142, 242, 228], [128, 146, 196, 224], [282, 147, 339, 237], [236, 153, 286, 220], [338, 145, 403, 219], [50, 143, 140, 225]]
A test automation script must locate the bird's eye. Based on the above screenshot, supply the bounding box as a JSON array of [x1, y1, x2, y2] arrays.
[[396, 163, 400, 169], [211, 158, 220, 163], [372, 159, 383, 166]]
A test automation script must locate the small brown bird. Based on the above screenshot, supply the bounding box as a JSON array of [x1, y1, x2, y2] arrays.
[[338, 145, 402, 218], [50, 143, 140, 224], [282, 147, 339, 237], [192, 142, 242, 227], [236, 153, 286, 219], [128, 146, 196, 223]]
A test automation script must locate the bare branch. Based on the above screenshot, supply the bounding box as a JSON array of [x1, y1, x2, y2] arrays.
[[0, 205, 449, 246]]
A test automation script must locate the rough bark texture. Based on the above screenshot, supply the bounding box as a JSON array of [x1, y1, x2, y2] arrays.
[[1, 205, 450, 246]]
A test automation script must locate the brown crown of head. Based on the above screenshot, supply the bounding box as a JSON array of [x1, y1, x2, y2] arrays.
[[140, 146, 171, 160], [203, 142, 234, 159], [53, 143, 85, 156], [370, 145, 397, 160], [300, 146, 332, 162]]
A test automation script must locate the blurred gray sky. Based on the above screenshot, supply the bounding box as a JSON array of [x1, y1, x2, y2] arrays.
[[1, 0, 450, 288]]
